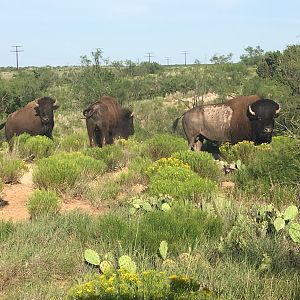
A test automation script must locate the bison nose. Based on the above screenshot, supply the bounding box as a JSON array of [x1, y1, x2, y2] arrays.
[[263, 127, 273, 133]]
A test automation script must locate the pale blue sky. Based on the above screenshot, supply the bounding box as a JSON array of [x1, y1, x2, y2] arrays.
[[1, 0, 299, 67]]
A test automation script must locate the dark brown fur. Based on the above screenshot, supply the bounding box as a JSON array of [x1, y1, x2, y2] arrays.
[[83, 96, 134, 147], [1, 96, 59, 141]]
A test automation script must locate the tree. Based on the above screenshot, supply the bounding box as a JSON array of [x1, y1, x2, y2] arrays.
[[210, 53, 233, 64], [240, 46, 264, 66]]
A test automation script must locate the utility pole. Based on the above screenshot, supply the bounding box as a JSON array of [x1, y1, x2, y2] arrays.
[[181, 50, 189, 65], [145, 52, 153, 63], [165, 57, 171, 66], [11, 45, 23, 70]]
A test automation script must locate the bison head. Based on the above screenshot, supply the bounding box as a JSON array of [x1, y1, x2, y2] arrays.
[[34, 97, 59, 124], [247, 99, 280, 144], [119, 109, 134, 139]]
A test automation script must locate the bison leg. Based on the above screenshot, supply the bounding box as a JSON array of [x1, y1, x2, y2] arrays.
[[188, 135, 203, 151], [94, 128, 104, 147], [87, 125, 96, 147]]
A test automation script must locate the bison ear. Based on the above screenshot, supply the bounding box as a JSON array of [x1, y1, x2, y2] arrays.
[[83, 108, 95, 118]]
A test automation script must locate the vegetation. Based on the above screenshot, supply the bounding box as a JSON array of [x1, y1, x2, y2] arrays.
[[0, 44, 300, 299]]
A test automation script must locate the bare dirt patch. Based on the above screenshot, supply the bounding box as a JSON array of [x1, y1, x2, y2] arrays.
[[0, 169, 107, 222]]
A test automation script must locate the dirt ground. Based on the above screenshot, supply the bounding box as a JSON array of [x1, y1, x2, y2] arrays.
[[0, 168, 106, 222]]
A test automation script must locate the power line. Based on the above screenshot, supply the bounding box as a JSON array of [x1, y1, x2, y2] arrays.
[[181, 50, 189, 65], [11, 45, 23, 70]]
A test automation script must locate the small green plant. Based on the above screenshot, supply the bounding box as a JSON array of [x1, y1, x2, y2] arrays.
[[84, 144, 125, 170], [159, 240, 168, 260], [27, 189, 61, 218], [33, 152, 106, 194], [58, 132, 89, 152], [0, 178, 3, 193], [172, 150, 222, 181], [147, 163, 218, 203], [143, 134, 187, 161], [0, 153, 28, 183], [17, 135, 54, 159], [127, 194, 174, 215], [118, 255, 137, 273]]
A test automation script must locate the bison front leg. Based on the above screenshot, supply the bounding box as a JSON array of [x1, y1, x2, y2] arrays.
[[87, 125, 96, 147]]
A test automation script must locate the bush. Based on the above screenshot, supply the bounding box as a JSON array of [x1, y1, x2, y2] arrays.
[[0, 153, 28, 183], [84, 145, 125, 171], [67, 269, 213, 300], [27, 189, 61, 219], [172, 151, 222, 181], [58, 132, 89, 152], [33, 152, 106, 194], [235, 136, 300, 204], [0, 220, 15, 242], [146, 160, 219, 203], [220, 141, 270, 165], [18, 135, 54, 159], [143, 134, 187, 161]]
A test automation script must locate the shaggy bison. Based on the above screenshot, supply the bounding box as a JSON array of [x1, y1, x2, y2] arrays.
[[173, 95, 281, 151], [83, 96, 134, 147], [0, 96, 59, 141]]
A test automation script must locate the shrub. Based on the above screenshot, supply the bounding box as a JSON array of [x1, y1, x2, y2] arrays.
[[143, 134, 187, 161], [18, 135, 54, 159], [0, 153, 28, 183], [0, 220, 15, 242], [220, 141, 270, 165], [66, 269, 212, 300], [33, 152, 106, 194], [84, 145, 125, 171], [146, 162, 219, 203], [58, 132, 89, 152], [27, 189, 61, 219], [172, 150, 222, 181], [235, 136, 300, 204]]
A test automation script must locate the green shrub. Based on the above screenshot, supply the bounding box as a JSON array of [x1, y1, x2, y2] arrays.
[[235, 136, 300, 204], [19, 135, 54, 159], [58, 132, 89, 152], [0, 153, 28, 183], [27, 189, 61, 219], [33, 152, 106, 194], [0, 220, 15, 242], [84, 145, 125, 171], [66, 269, 212, 300], [220, 140, 270, 165], [172, 150, 222, 181], [146, 161, 219, 203], [143, 134, 187, 161]]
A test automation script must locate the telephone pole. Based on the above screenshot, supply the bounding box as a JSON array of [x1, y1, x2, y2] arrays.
[[165, 57, 171, 66], [181, 50, 189, 65], [145, 52, 153, 63], [11, 45, 23, 70]]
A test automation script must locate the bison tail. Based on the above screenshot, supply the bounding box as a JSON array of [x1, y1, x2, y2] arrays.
[[172, 115, 183, 132], [0, 121, 5, 130]]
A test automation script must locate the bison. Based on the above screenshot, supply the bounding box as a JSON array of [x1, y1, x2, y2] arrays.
[[172, 95, 281, 151], [0, 96, 59, 141], [83, 96, 134, 147]]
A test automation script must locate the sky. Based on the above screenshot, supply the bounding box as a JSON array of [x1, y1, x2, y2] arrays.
[[0, 0, 299, 67]]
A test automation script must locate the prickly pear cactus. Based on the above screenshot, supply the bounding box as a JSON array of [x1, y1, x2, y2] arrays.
[[100, 260, 114, 274], [159, 240, 168, 260], [118, 255, 137, 273], [288, 222, 300, 244], [283, 205, 298, 221], [84, 249, 100, 266]]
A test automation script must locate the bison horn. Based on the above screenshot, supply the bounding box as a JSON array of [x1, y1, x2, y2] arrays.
[[130, 112, 134, 117], [275, 104, 281, 116], [248, 104, 256, 116]]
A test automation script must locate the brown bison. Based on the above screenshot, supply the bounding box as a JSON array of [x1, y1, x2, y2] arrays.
[[83, 96, 134, 147], [173, 95, 281, 151], [0, 96, 59, 141]]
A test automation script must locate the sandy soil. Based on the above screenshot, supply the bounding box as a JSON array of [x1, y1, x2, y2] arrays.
[[0, 168, 106, 222]]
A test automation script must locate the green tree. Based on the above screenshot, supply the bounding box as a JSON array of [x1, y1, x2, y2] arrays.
[[240, 46, 264, 66]]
